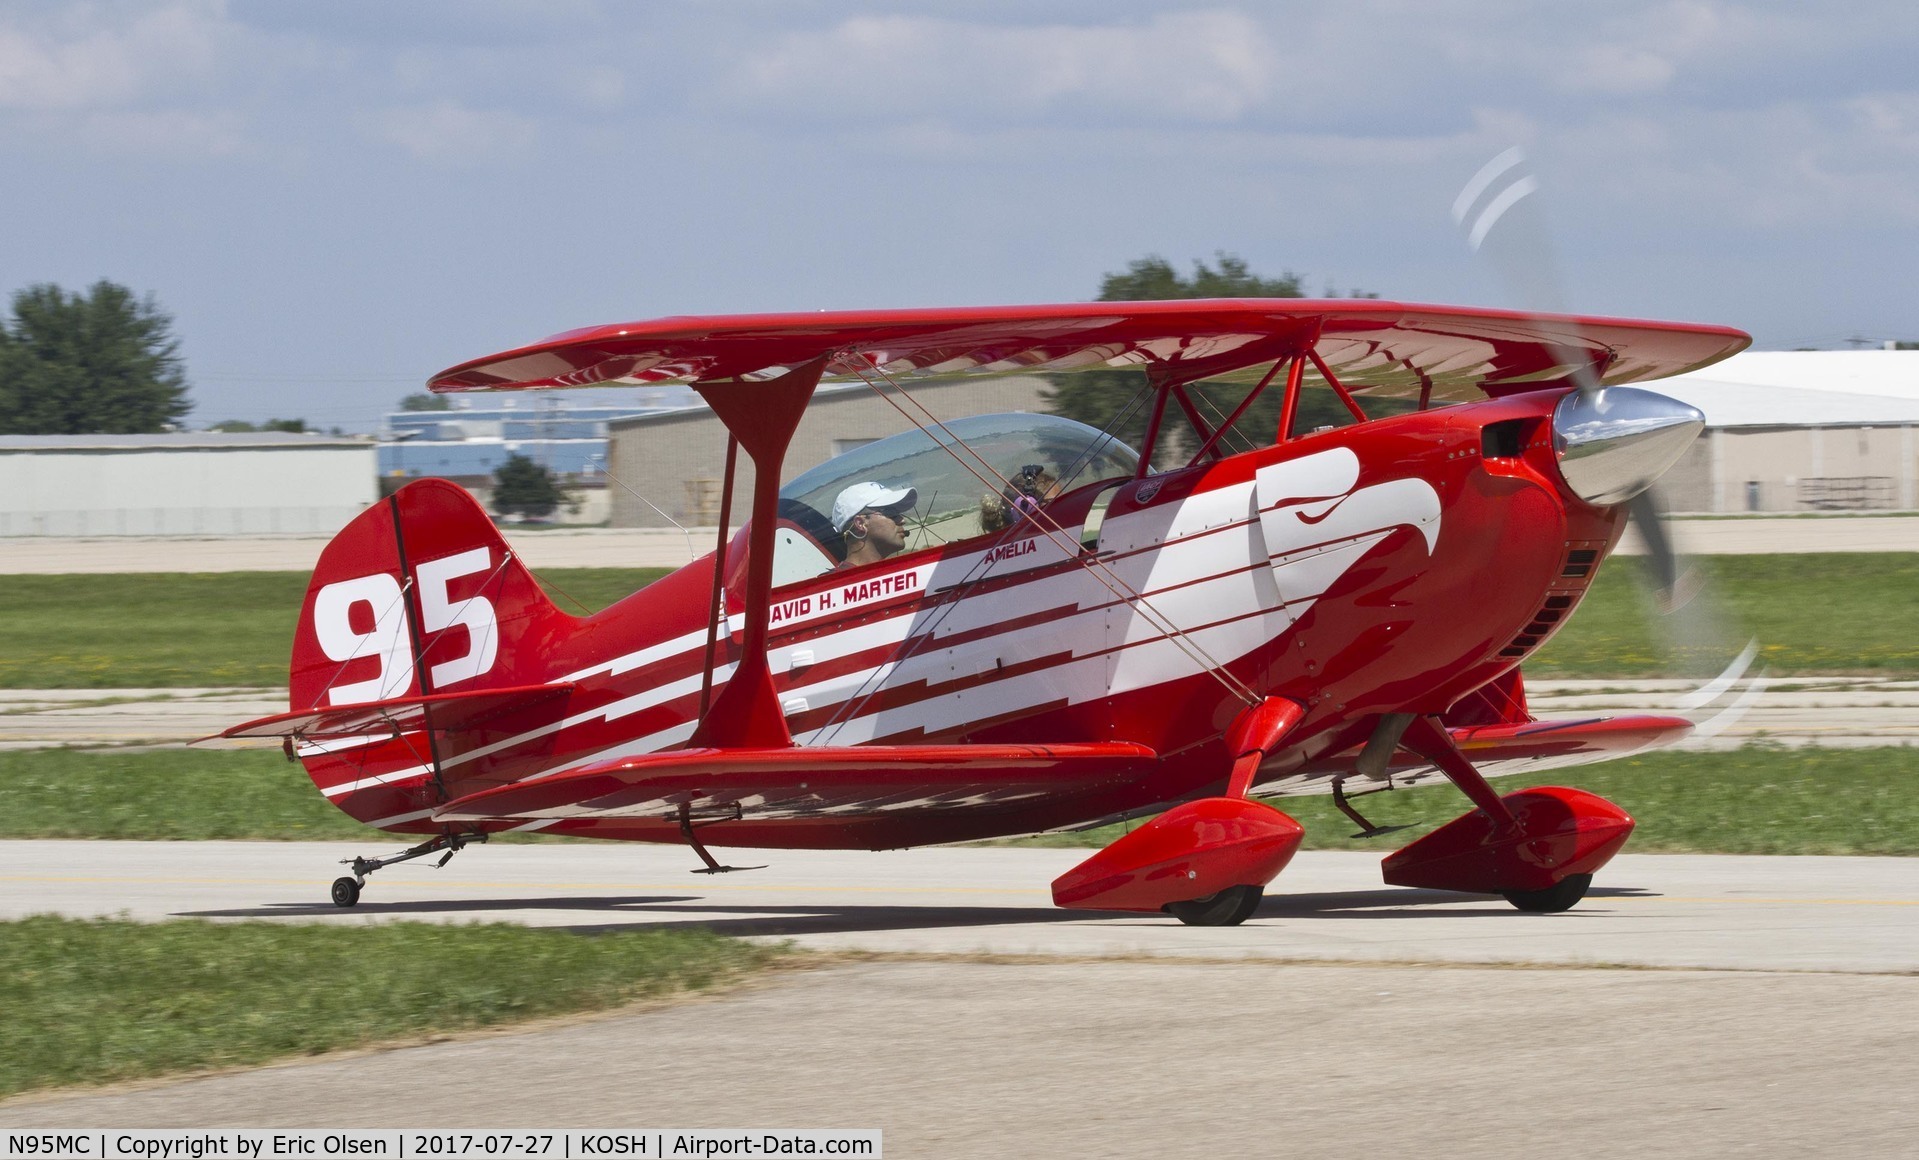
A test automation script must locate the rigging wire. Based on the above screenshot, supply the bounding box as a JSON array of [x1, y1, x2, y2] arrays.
[[592, 455, 700, 564]]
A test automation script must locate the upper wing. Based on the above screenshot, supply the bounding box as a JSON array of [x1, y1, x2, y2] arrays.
[[433, 741, 1158, 822], [428, 299, 1750, 405]]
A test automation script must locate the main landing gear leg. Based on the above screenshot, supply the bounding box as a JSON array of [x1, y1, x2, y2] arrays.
[[330, 831, 486, 908], [1383, 716, 1634, 913]]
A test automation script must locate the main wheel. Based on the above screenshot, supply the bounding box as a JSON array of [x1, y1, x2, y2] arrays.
[[330, 876, 362, 908], [1166, 884, 1264, 927], [1503, 873, 1591, 913]]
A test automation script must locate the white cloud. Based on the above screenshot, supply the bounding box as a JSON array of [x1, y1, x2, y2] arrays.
[[0, 1, 231, 111], [74, 107, 245, 155], [1559, 44, 1678, 97], [725, 10, 1277, 125], [369, 100, 539, 165]]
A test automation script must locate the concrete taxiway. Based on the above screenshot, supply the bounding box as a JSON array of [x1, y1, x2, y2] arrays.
[[4, 843, 1917, 1157], [6, 959, 1915, 1158], [5, 842, 1916, 973]]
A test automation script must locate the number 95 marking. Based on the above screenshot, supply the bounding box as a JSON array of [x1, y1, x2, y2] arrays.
[[314, 549, 499, 705]]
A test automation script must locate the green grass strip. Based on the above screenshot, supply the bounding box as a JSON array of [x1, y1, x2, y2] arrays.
[[2, 555, 1916, 685], [4, 745, 1916, 855], [1529, 553, 1919, 677], [1007, 745, 1919, 857], [0, 916, 779, 1098], [0, 748, 369, 840], [0, 568, 668, 689]]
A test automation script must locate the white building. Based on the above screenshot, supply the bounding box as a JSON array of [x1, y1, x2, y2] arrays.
[[1653, 350, 1919, 512], [0, 432, 377, 537]]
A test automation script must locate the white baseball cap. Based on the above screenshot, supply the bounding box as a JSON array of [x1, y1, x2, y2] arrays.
[[831, 482, 917, 532]]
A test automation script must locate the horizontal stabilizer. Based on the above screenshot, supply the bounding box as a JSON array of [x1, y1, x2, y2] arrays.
[[434, 741, 1158, 822], [210, 682, 574, 742]]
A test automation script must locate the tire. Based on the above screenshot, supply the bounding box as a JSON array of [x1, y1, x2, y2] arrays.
[[1166, 884, 1264, 927], [1503, 873, 1591, 913], [330, 876, 362, 908]]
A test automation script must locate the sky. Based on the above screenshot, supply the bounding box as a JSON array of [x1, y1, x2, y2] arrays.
[[3, 1, 1916, 430]]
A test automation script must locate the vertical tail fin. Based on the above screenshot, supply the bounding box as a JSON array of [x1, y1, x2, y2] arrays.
[[291, 478, 570, 712], [287, 479, 574, 831]]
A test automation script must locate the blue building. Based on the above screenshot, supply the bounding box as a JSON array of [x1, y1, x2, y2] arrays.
[[377, 398, 678, 485]]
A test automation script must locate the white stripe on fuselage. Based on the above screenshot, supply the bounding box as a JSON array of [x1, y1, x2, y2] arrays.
[[416, 451, 1443, 803]]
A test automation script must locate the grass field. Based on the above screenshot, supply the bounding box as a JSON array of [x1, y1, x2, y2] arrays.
[[4, 744, 1914, 855], [0, 916, 780, 1098], [1526, 554, 1919, 677], [1010, 745, 1919, 857], [1, 555, 1914, 688], [0, 568, 670, 688]]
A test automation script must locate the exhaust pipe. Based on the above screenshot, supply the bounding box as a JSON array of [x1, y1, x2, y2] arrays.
[[1551, 386, 1704, 506]]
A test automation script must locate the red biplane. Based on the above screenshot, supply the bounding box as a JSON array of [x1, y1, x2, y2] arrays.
[[220, 299, 1747, 924]]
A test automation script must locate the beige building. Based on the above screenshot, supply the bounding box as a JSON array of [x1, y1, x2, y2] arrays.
[[1650, 351, 1919, 512], [605, 375, 1051, 528], [603, 351, 1919, 524]]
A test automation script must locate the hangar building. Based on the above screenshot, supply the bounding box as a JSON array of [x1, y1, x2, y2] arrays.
[[1653, 350, 1919, 512], [0, 432, 377, 537], [598, 351, 1919, 527]]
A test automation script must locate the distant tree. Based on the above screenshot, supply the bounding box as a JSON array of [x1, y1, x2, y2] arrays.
[[1043, 253, 1389, 466], [208, 418, 307, 433], [400, 392, 451, 411], [1897, 341, 1919, 351], [491, 454, 567, 520], [0, 281, 191, 434], [1095, 252, 1306, 301]]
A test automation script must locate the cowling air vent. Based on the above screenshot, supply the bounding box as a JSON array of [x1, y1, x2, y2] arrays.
[[1499, 543, 1608, 659]]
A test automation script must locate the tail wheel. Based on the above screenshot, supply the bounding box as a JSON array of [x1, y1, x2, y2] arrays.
[[1166, 884, 1264, 927], [1503, 873, 1592, 913], [330, 877, 362, 908]]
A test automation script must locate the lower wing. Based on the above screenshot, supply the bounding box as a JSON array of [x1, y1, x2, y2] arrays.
[[1268, 713, 1692, 796], [433, 741, 1159, 823]]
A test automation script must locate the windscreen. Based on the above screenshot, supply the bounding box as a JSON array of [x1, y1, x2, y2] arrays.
[[777, 412, 1138, 558]]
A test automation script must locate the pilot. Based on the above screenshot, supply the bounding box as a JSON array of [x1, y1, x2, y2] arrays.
[[831, 481, 918, 569]]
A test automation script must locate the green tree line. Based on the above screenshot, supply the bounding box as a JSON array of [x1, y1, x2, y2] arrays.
[[1042, 253, 1401, 467], [0, 281, 191, 435]]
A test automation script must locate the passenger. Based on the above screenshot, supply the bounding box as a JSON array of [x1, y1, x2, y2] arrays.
[[831, 481, 918, 569], [983, 464, 1058, 532]]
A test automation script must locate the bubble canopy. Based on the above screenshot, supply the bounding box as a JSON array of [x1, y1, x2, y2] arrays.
[[754, 412, 1139, 582]]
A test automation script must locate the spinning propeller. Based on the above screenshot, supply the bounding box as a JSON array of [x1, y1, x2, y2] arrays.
[[1453, 147, 1766, 726]]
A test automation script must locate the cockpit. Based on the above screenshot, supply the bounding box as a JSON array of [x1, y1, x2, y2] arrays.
[[751, 412, 1140, 588]]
